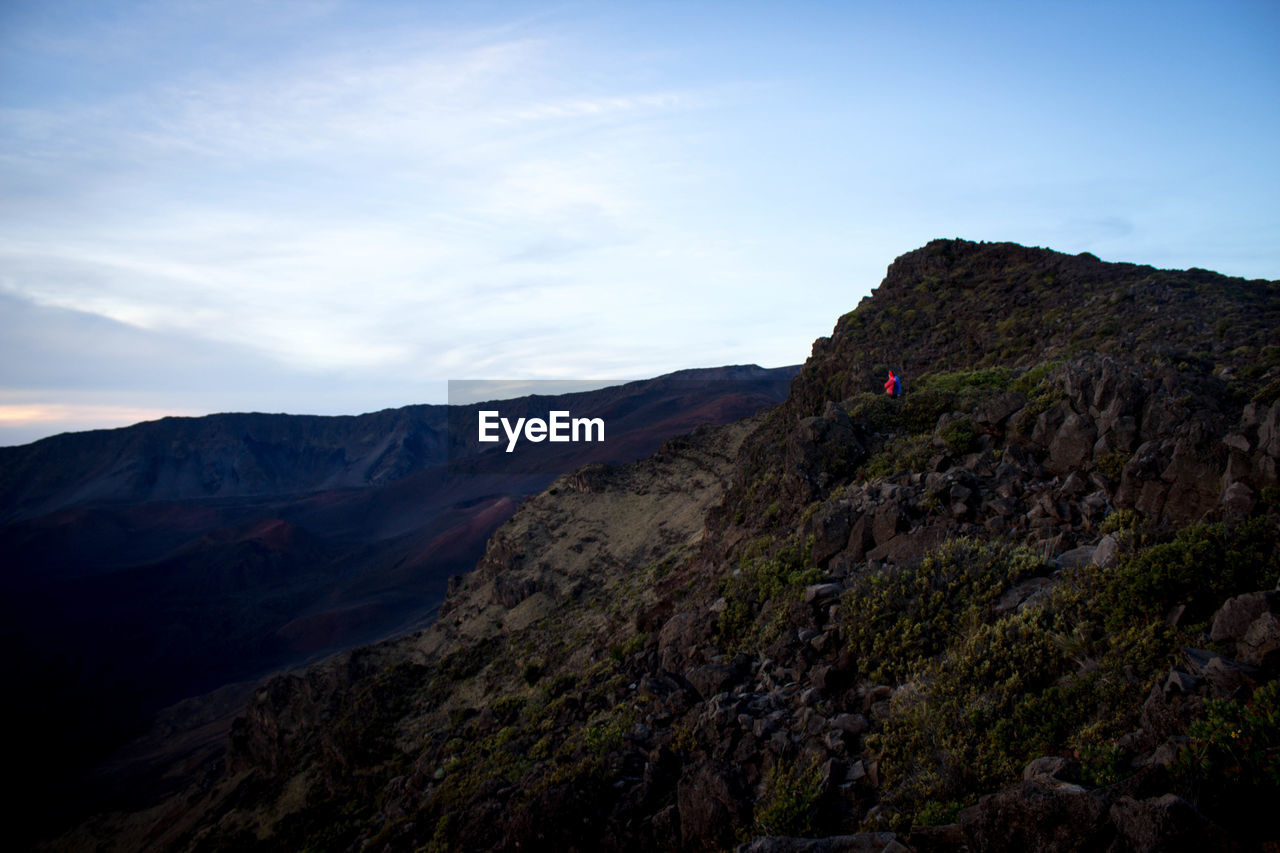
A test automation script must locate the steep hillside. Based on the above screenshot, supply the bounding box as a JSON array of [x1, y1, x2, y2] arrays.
[[50, 242, 1280, 852], [3, 366, 796, 845]]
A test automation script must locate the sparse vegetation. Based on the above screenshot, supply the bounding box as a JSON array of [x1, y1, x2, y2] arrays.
[[866, 518, 1280, 831], [752, 757, 826, 837], [863, 433, 933, 478], [1175, 680, 1280, 821], [716, 534, 822, 652], [841, 538, 1044, 683]]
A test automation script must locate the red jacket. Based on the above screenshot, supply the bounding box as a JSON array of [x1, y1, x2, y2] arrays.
[[884, 371, 897, 396]]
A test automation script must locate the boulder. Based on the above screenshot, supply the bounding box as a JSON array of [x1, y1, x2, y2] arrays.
[[1054, 545, 1096, 570], [1222, 433, 1251, 453], [659, 611, 704, 671], [960, 780, 1112, 852], [1058, 470, 1088, 498], [872, 504, 903, 547], [1109, 793, 1225, 852], [1202, 655, 1260, 696], [686, 662, 742, 700], [1022, 756, 1080, 784], [788, 404, 867, 502], [806, 501, 853, 566], [735, 834, 902, 853], [1239, 612, 1280, 669], [1091, 534, 1119, 569], [1209, 591, 1277, 645], [1180, 647, 1260, 694], [831, 713, 870, 736], [1141, 680, 1203, 741], [1219, 481, 1256, 516], [867, 521, 949, 564], [908, 823, 965, 850], [1032, 401, 1071, 447], [974, 392, 1027, 431], [805, 583, 844, 607], [1048, 413, 1098, 473], [994, 577, 1055, 615], [678, 763, 744, 850], [810, 663, 853, 695], [1159, 436, 1226, 524], [846, 514, 875, 562], [1258, 400, 1280, 458]]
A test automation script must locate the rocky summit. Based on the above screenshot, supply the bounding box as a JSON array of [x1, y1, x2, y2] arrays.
[[47, 240, 1280, 852]]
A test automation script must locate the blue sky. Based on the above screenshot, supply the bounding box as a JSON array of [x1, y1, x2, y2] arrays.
[[1, 1, 1277, 445]]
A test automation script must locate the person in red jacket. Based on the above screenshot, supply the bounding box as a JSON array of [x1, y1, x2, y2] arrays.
[[884, 369, 901, 397]]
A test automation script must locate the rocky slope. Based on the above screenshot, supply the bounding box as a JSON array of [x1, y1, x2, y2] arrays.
[[3, 366, 795, 845], [48, 241, 1280, 852]]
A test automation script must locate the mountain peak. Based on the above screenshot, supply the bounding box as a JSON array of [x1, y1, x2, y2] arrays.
[[791, 239, 1276, 420]]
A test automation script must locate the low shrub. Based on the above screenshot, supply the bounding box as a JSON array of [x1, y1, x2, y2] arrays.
[[1101, 518, 1279, 629], [1175, 679, 1280, 821], [863, 434, 933, 478], [753, 757, 826, 837], [840, 538, 1044, 683], [939, 417, 978, 455], [866, 517, 1279, 832], [716, 534, 823, 652], [914, 367, 1014, 394]]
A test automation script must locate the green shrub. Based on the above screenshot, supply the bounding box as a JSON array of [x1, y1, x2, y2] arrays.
[[1262, 486, 1280, 511], [866, 517, 1280, 831], [522, 662, 543, 686], [1076, 737, 1127, 786], [1252, 378, 1280, 406], [490, 693, 526, 722], [900, 389, 954, 434], [1100, 507, 1141, 539], [1101, 518, 1279, 629], [753, 757, 826, 836], [1096, 451, 1129, 482], [915, 800, 962, 827], [716, 535, 821, 651], [1174, 680, 1280, 828], [546, 672, 578, 697], [840, 538, 1044, 683], [1011, 360, 1062, 394], [864, 434, 933, 478], [939, 417, 978, 455], [914, 367, 1013, 394], [869, 609, 1066, 829], [845, 392, 900, 432]]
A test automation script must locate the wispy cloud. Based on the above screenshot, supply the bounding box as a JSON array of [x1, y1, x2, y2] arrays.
[[0, 12, 718, 386]]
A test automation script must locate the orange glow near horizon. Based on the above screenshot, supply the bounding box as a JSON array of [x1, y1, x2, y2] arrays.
[[0, 403, 202, 428]]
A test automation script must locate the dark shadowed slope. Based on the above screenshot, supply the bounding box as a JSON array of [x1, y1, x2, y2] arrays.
[[0, 365, 796, 841]]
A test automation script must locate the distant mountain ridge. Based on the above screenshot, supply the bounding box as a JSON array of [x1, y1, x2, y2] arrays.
[[0, 407, 444, 522], [0, 364, 795, 522]]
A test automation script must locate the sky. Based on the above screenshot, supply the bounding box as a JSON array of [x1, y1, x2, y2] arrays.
[[1, 0, 1277, 446]]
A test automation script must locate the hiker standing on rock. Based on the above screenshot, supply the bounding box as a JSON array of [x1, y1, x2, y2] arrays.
[[884, 369, 901, 397]]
